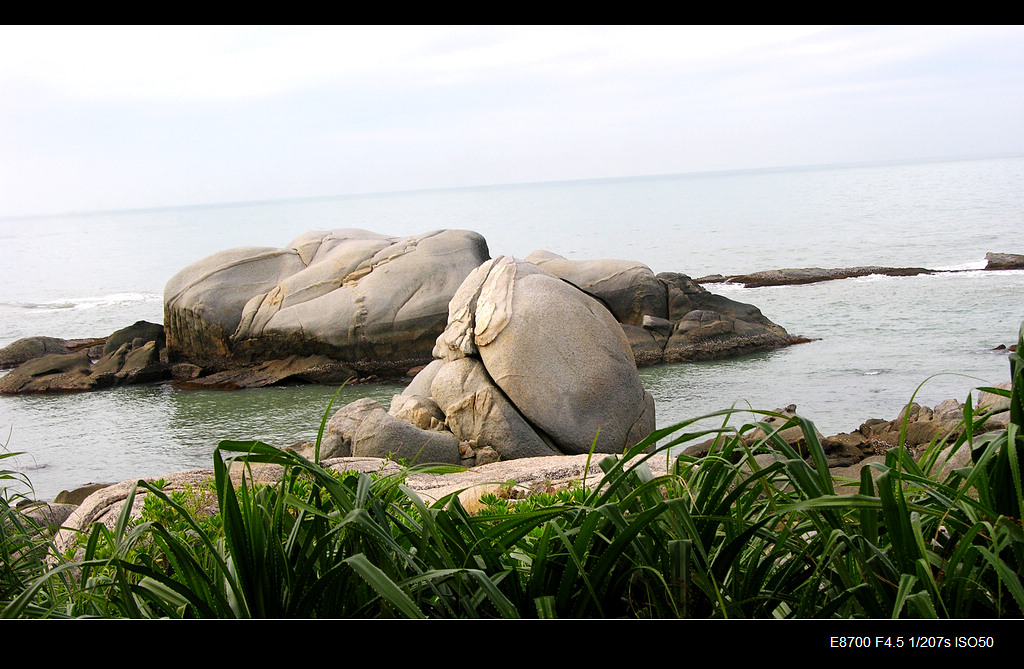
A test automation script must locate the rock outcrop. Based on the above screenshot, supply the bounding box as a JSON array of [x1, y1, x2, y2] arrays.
[[6, 230, 799, 393], [160, 230, 795, 388], [985, 252, 1024, 270], [524, 252, 794, 365], [695, 252, 1024, 288], [163, 229, 491, 376], [0, 336, 105, 369], [697, 266, 934, 288], [680, 382, 1012, 493], [0, 322, 168, 394], [323, 256, 657, 466]]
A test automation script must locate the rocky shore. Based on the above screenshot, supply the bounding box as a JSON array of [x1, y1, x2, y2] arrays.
[[20, 380, 1011, 540], [4, 234, 1022, 525]]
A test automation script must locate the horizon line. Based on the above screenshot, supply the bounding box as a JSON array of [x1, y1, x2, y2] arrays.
[[3, 151, 1022, 222]]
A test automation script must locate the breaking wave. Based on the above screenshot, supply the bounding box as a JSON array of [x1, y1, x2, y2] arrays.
[[0, 292, 161, 312]]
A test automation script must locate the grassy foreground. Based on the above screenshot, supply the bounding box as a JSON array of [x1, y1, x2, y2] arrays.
[[2, 328, 1024, 619]]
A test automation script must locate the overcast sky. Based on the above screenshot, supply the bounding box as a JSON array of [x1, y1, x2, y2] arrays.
[[2, 25, 1023, 217]]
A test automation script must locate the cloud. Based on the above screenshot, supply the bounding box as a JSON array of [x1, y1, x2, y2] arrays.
[[1, 26, 1022, 216]]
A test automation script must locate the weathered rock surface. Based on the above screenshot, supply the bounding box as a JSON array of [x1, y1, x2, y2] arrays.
[[526, 252, 795, 365], [0, 336, 105, 369], [695, 252, 1024, 288], [326, 255, 658, 466], [985, 252, 1024, 270], [0, 352, 97, 393], [0, 323, 169, 394], [170, 355, 357, 390], [429, 355, 561, 460], [164, 229, 490, 376], [103, 321, 165, 356]]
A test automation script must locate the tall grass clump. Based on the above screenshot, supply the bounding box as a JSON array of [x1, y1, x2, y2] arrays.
[[3, 324, 1024, 618], [0, 450, 80, 617]]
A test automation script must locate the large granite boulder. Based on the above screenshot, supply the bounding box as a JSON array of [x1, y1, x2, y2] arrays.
[[443, 256, 656, 454], [164, 229, 490, 375], [329, 255, 657, 465]]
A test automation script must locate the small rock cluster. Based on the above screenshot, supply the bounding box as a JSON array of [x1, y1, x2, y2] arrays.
[[0, 321, 168, 394]]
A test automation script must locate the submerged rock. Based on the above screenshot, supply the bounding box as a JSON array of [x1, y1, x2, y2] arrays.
[[696, 266, 934, 288]]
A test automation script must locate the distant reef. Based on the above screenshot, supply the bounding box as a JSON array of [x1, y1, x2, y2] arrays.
[[694, 251, 1024, 288]]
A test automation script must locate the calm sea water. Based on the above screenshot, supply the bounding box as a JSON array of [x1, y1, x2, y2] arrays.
[[2, 156, 1024, 500]]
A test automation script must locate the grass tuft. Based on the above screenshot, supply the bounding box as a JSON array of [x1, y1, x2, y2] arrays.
[[3, 324, 1024, 617]]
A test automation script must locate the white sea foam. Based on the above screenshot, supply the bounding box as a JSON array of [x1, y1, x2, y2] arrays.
[[1, 292, 161, 312], [933, 258, 987, 271], [69, 292, 162, 310]]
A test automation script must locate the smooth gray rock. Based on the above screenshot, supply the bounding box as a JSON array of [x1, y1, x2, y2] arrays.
[[429, 357, 561, 460], [465, 257, 655, 455], [350, 401, 461, 465], [165, 229, 490, 374], [513, 255, 795, 365], [402, 359, 445, 398], [525, 250, 667, 326]]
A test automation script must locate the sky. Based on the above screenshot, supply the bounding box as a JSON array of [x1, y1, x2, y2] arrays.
[[1, 25, 1023, 217]]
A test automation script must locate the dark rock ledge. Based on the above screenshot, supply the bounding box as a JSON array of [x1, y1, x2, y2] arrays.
[[694, 251, 1024, 288]]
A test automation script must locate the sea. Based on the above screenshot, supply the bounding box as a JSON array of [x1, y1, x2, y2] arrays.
[[2, 155, 1024, 501]]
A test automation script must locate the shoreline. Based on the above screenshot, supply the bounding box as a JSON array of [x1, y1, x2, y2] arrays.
[[14, 379, 1006, 548]]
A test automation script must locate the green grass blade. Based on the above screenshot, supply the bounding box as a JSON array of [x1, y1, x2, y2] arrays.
[[344, 553, 425, 619]]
